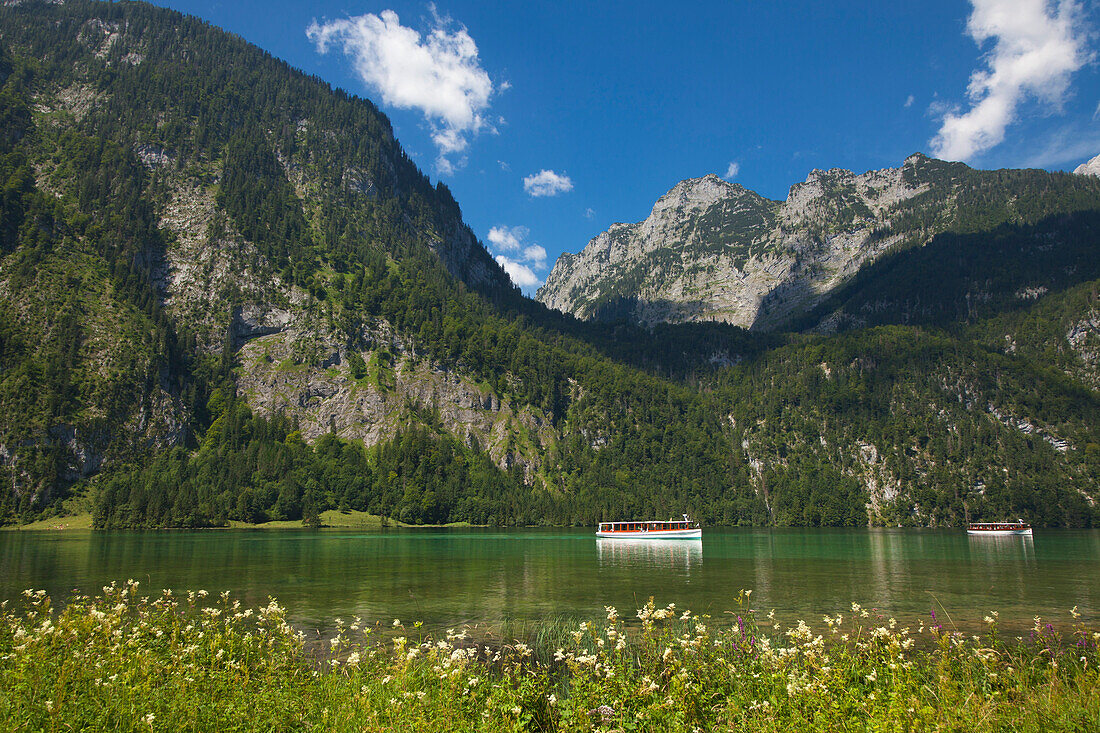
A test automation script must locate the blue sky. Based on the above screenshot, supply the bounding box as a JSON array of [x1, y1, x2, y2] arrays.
[[150, 0, 1100, 294]]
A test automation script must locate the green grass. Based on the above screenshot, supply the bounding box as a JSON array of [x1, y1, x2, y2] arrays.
[[1, 587, 1097, 731], [2, 512, 94, 531], [7, 509, 478, 532], [228, 510, 479, 530]]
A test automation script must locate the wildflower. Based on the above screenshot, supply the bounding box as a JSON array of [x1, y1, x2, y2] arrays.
[[547, 694, 557, 706], [1071, 606, 1081, 619], [605, 606, 619, 622], [865, 670, 877, 683], [346, 652, 360, 667], [393, 619, 401, 627]]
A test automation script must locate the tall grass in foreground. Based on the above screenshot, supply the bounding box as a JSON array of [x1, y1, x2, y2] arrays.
[[1, 584, 1098, 732]]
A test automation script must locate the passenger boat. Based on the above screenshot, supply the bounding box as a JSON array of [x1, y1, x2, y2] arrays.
[[596, 514, 701, 539], [966, 520, 1033, 536]]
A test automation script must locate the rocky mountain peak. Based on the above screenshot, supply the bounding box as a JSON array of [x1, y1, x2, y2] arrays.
[[536, 153, 1099, 332], [1074, 153, 1100, 177], [648, 174, 749, 219]]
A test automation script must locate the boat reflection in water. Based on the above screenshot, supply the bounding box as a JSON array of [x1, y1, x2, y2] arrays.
[[967, 531, 1036, 564], [596, 537, 702, 573]]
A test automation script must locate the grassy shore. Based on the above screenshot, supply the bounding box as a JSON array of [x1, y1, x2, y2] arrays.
[[5, 509, 480, 532], [2, 513, 94, 531], [1, 585, 1097, 731]]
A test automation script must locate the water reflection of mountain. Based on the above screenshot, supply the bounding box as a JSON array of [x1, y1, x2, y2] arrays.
[[596, 538, 702, 572]]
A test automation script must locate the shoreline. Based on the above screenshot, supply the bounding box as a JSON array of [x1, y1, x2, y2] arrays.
[[5, 514, 1091, 532], [2, 510, 489, 532]]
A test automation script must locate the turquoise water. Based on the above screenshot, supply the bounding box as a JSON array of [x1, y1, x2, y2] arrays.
[[2, 528, 1097, 633]]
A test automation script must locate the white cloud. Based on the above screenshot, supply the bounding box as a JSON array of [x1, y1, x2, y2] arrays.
[[523, 169, 573, 197], [584, 207, 596, 219], [724, 161, 740, 180], [522, 244, 547, 268], [494, 256, 540, 288], [930, 0, 1089, 162], [485, 225, 548, 289], [487, 225, 528, 252], [307, 6, 496, 174], [904, 94, 915, 108]]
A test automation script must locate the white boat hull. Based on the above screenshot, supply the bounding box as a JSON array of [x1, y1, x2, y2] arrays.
[[596, 529, 702, 539], [966, 528, 1033, 536]]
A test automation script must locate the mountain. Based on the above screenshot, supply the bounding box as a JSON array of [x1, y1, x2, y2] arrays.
[[0, 1, 1096, 530], [537, 156, 1100, 332], [0, 0, 745, 526], [1075, 153, 1100, 177], [720, 317, 1100, 527]]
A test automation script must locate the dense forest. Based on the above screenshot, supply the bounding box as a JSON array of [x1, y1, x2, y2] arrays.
[[1, 0, 1098, 529]]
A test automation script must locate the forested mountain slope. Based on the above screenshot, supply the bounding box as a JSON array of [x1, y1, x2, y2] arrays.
[[0, 0, 749, 527], [718, 323, 1100, 527], [0, 0, 1096, 529]]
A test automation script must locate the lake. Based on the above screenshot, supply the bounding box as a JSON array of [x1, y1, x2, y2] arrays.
[[2, 528, 1097, 635]]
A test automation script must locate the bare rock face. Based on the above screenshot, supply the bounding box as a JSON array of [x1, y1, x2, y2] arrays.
[[1074, 153, 1100, 177], [536, 155, 939, 330], [235, 322, 558, 482]]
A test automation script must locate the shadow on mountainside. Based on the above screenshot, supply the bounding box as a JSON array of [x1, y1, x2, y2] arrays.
[[586, 295, 715, 325], [770, 209, 1100, 334]]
